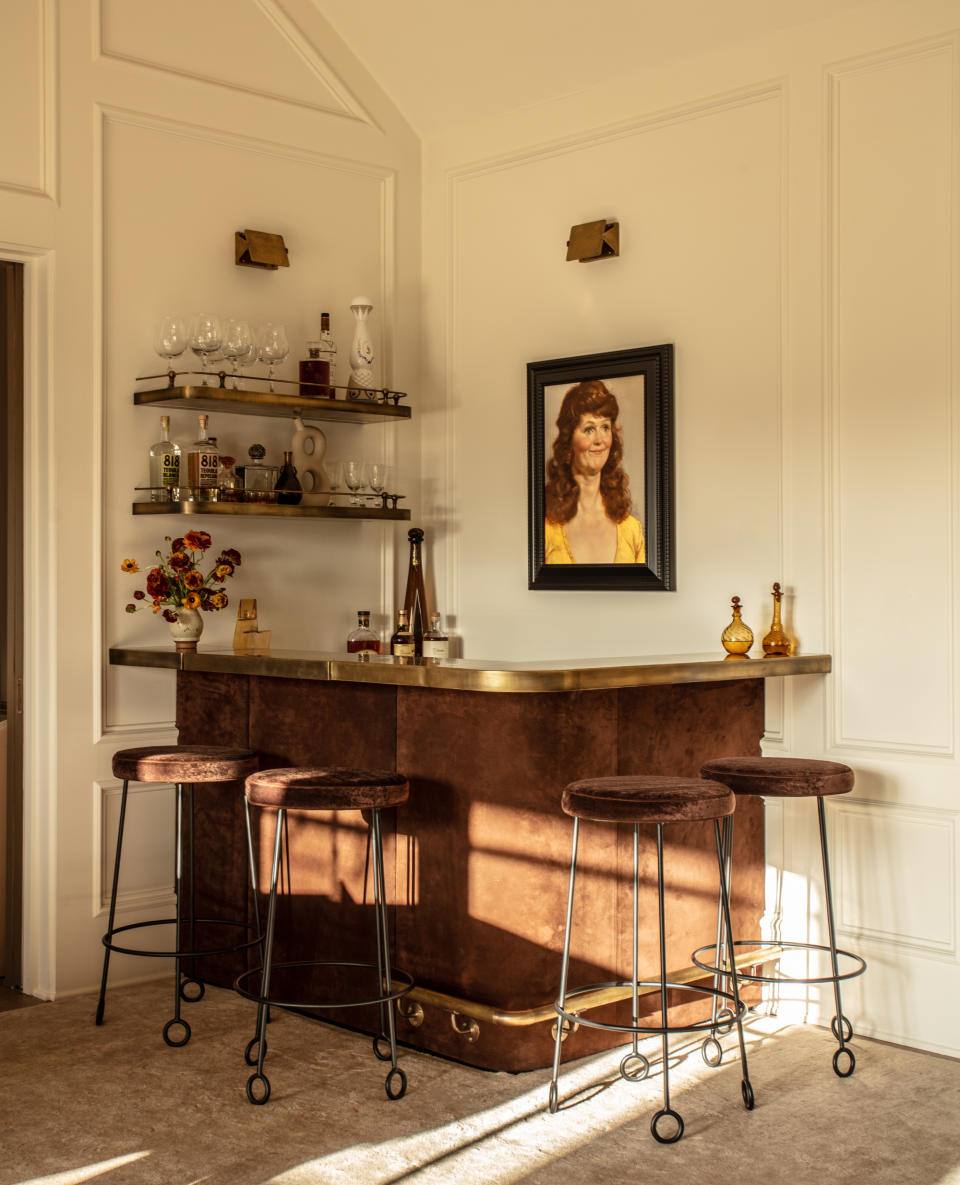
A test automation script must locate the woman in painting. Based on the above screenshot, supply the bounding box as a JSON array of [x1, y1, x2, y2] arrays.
[[544, 379, 645, 564]]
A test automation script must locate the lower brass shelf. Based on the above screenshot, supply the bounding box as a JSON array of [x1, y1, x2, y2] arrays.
[[132, 500, 411, 521]]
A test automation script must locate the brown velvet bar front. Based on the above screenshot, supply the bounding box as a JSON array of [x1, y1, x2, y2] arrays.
[[176, 672, 764, 1071]]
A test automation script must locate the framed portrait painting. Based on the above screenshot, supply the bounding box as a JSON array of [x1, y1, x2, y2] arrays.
[[527, 344, 675, 591]]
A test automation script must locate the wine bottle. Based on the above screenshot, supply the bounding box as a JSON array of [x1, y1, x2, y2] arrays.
[[403, 527, 428, 656], [390, 608, 415, 661], [347, 610, 381, 655], [148, 415, 180, 503], [185, 414, 219, 502], [275, 450, 302, 505], [422, 612, 449, 661]]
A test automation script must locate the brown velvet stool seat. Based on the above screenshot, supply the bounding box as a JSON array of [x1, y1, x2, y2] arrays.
[[694, 757, 866, 1078], [97, 745, 259, 1047], [235, 767, 413, 1105], [548, 775, 755, 1145]]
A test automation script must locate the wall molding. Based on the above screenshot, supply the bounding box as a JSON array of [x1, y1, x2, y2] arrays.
[[831, 796, 957, 958], [440, 80, 786, 625], [0, 0, 57, 200], [824, 35, 958, 759], [96, 104, 400, 734], [93, 780, 175, 917], [96, 0, 376, 128]]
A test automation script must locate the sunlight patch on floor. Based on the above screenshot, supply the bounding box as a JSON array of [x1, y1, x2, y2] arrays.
[[17, 1152, 151, 1185]]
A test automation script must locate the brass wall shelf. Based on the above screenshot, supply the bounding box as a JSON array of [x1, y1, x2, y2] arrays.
[[132, 500, 410, 521], [134, 377, 411, 425]]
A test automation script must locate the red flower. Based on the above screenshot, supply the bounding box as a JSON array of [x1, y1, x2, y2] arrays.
[[168, 551, 192, 573], [184, 530, 212, 552], [183, 570, 204, 590], [145, 568, 171, 598], [162, 608, 177, 623], [218, 548, 241, 568]]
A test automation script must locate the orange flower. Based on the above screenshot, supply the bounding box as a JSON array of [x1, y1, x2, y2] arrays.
[[183, 592, 202, 610], [183, 530, 212, 552], [121, 559, 139, 573], [211, 591, 228, 609], [183, 570, 204, 590]]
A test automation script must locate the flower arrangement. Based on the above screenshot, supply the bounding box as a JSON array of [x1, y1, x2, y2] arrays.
[[122, 530, 241, 621]]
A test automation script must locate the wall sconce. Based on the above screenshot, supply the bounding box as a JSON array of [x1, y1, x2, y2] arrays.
[[235, 229, 290, 270], [566, 220, 620, 262]]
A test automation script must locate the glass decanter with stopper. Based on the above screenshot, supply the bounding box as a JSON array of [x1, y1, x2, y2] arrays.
[[148, 414, 180, 502], [762, 582, 791, 655], [721, 596, 753, 656], [347, 610, 381, 656], [422, 612, 449, 661]]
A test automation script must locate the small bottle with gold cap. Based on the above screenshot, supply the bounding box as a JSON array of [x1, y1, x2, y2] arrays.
[[721, 596, 754, 656]]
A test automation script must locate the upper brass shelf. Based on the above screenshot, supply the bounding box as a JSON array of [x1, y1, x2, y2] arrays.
[[133, 373, 412, 425]]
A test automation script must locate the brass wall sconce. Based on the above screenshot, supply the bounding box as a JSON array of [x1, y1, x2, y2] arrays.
[[566, 220, 620, 262], [235, 229, 290, 270]]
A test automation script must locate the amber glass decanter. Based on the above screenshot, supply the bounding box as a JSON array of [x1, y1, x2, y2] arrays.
[[762, 582, 791, 656], [721, 596, 754, 656]]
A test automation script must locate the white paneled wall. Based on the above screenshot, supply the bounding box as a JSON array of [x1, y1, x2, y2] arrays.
[[420, 3, 960, 1054], [1, 0, 419, 998]]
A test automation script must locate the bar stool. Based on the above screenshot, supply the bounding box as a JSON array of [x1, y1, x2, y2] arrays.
[[695, 757, 866, 1077], [97, 744, 260, 1046], [235, 766, 413, 1105], [548, 775, 755, 1144]]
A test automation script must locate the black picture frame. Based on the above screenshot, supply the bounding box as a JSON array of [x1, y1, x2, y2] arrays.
[[527, 344, 675, 591]]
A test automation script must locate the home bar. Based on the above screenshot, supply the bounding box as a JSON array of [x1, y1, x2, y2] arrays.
[[108, 644, 830, 1072]]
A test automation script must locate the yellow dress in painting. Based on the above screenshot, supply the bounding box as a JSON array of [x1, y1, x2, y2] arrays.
[[544, 515, 645, 564]]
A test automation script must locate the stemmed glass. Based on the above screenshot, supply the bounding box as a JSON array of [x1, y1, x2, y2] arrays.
[[343, 460, 366, 507], [234, 338, 259, 390], [258, 323, 289, 393], [326, 460, 344, 503], [367, 461, 389, 508], [221, 319, 253, 389], [188, 314, 222, 386], [154, 315, 187, 375]]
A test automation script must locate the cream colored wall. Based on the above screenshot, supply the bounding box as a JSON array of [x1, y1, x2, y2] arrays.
[[0, 0, 420, 996], [420, 0, 960, 1055]]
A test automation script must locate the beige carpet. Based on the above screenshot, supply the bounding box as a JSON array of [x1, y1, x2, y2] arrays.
[[2, 980, 958, 1185]]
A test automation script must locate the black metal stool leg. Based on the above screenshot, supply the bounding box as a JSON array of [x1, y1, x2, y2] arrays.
[[96, 779, 130, 1026], [246, 806, 284, 1104], [178, 784, 205, 1005], [549, 817, 580, 1114], [702, 813, 735, 1067], [370, 809, 406, 1100], [817, 796, 855, 1077], [243, 796, 270, 1042], [714, 819, 755, 1110], [162, 783, 191, 1047], [650, 823, 684, 1144], [620, 823, 649, 1083]]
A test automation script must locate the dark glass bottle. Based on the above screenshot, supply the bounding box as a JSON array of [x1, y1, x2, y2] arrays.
[[390, 608, 415, 661], [403, 527, 428, 656], [299, 341, 330, 400], [275, 450, 302, 505]]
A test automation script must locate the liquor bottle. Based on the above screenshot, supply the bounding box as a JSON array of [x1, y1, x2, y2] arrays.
[[422, 612, 449, 661], [390, 608, 416, 661], [317, 312, 337, 398], [299, 339, 329, 400], [402, 527, 428, 656], [275, 450, 302, 505], [185, 414, 219, 502], [347, 610, 381, 655], [148, 414, 180, 502]]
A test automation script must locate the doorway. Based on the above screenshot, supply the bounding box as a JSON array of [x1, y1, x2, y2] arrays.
[[1, 259, 24, 990]]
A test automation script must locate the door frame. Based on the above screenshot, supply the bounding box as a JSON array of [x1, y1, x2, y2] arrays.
[[1, 260, 24, 987]]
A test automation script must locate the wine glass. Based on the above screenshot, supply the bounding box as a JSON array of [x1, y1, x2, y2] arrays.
[[326, 460, 343, 502], [188, 314, 222, 386], [367, 461, 389, 507], [258, 322, 289, 393], [154, 315, 187, 375], [221, 319, 253, 389], [234, 338, 259, 390], [343, 460, 366, 506]]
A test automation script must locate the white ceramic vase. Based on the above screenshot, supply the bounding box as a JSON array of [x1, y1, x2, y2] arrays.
[[168, 607, 204, 652], [290, 414, 331, 506], [346, 297, 377, 401]]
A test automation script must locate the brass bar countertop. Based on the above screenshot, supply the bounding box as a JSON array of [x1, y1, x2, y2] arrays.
[[108, 646, 830, 693]]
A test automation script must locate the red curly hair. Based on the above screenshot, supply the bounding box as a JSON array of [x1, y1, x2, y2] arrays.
[[544, 380, 632, 525]]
